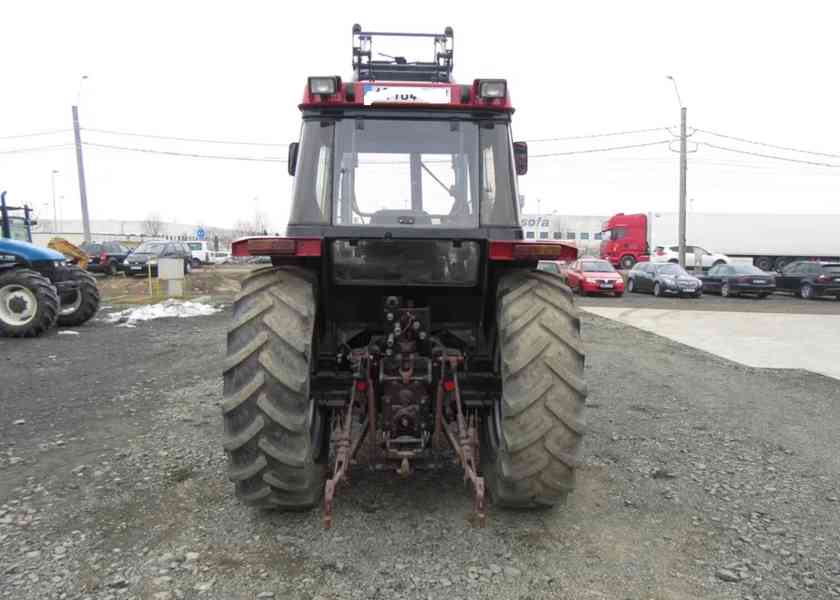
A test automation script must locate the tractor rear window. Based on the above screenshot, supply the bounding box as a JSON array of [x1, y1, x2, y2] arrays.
[[332, 119, 479, 228], [331, 240, 480, 286], [288, 117, 518, 229]]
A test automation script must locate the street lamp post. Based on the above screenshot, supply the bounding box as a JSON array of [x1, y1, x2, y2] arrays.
[[51, 169, 59, 233]]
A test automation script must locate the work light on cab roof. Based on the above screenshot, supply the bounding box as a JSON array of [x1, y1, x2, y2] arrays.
[[301, 26, 512, 110], [222, 25, 584, 533]]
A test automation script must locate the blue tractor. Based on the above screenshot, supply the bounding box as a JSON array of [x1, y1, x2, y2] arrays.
[[0, 191, 100, 337]]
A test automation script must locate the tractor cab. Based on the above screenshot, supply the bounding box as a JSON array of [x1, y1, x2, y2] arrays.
[[285, 25, 525, 238], [0, 191, 35, 243]]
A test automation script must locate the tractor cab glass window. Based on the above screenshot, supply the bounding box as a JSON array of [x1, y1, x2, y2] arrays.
[[290, 120, 334, 224], [479, 124, 518, 226], [332, 119, 479, 227], [611, 227, 626, 240], [9, 218, 29, 242]]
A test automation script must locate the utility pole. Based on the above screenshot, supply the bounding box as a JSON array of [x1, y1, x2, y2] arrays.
[[50, 169, 59, 233], [678, 106, 687, 268], [72, 105, 92, 242]]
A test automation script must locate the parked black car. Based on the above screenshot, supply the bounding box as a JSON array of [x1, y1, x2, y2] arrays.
[[80, 241, 132, 276], [698, 263, 776, 298], [123, 240, 193, 277], [627, 262, 703, 297], [775, 261, 840, 300]]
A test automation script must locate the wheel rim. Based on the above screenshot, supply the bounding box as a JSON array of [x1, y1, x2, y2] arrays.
[[802, 284, 812, 299], [59, 289, 83, 316], [628, 279, 635, 292], [722, 284, 729, 297], [654, 283, 660, 296], [0, 284, 38, 326]]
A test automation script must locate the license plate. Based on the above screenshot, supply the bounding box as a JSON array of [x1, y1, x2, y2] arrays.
[[600, 282, 614, 288], [363, 85, 451, 105], [131, 265, 142, 271], [753, 279, 766, 284]]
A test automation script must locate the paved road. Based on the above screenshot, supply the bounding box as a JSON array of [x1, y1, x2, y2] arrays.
[[579, 291, 840, 380], [579, 288, 840, 314], [1, 303, 839, 599]]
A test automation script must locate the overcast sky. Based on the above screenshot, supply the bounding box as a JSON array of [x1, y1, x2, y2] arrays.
[[2, 1, 839, 232]]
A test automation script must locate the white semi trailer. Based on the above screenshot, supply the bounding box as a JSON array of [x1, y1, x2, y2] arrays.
[[601, 211, 840, 271]]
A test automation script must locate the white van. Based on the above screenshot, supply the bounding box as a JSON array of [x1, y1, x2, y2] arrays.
[[186, 241, 211, 266], [209, 250, 231, 265]]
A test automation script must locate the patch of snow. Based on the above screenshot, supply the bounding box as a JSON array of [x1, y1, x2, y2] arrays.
[[104, 299, 221, 327]]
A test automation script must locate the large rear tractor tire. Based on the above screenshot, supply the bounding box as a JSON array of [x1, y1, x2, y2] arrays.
[[57, 267, 100, 327], [482, 270, 587, 507], [222, 266, 325, 509], [0, 268, 59, 338]]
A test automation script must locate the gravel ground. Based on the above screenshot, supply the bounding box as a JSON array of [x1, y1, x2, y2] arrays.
[[1, 297, 839, 600]]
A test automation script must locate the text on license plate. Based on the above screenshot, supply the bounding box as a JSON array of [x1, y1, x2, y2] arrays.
[[131, 265, 142, 270]]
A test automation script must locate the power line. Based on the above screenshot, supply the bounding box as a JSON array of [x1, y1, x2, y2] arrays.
[[82, 127, 288, 147], [700, 142, 840, 168], [695, 128, 840, 159], [530, 140, 672, 157], [83, 142, 286, 162], [523, 126, 670, 143], [0, 144, 73, 155], [0, 129, 70, 140]]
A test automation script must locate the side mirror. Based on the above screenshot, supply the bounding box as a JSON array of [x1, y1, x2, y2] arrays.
[[513, 141, 528, 175], [287, 142, 299, 176]]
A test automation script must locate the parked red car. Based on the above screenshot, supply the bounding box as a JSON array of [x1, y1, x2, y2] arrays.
[[564, 258, 625, 297]]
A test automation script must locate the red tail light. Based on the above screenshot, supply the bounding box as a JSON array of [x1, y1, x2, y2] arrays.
[[489, 241, 578, 261], [232, 237, 322, 257], [655, 249, 665, 256], [816, 274, 831, 283]]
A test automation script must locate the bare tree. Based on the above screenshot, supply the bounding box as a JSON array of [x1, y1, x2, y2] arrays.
[[232, 210, 269, 237], [142, 212, 165, 237]]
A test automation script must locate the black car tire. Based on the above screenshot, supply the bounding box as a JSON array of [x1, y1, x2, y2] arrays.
[[653, 282, 662, 297], [758, 293, 769, 299], [755, 256, 774, 271], [107, 261, 118, 277], [713, 260, 726, 267], [191, 257, 201, 268], [0, 268, 59, 338], [693, 291, 703, 298], [668, 259, 678, 264], [614, 291, 624, 298], [620, 255, 636, 270], [800, 283, 814, 300], [627, 278, 636, 293], [57, 267, 100, 327]]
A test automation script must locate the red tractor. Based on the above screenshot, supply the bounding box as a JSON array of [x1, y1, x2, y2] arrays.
[[222, 25, 585, 527]]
